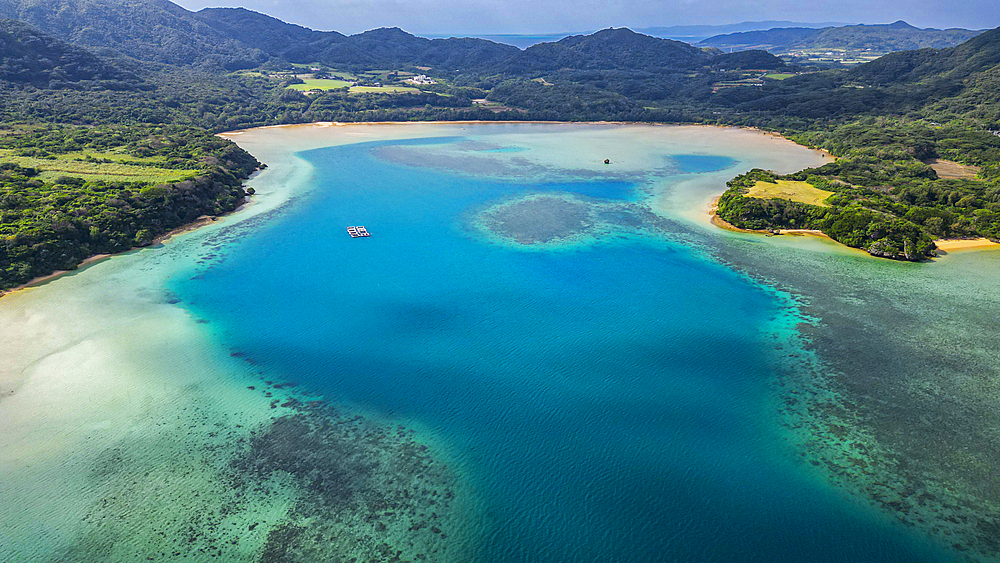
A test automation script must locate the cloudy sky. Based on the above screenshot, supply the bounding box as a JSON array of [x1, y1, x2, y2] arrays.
[[172, 0, 1000, 35]]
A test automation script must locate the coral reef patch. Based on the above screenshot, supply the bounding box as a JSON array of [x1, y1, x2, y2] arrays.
[[62, 387, 466, 562], [238, 404, 460, 563], [471, 193, 683, 249]]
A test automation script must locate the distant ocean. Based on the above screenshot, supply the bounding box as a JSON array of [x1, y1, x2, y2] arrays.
[[422, 22, 849, 48]]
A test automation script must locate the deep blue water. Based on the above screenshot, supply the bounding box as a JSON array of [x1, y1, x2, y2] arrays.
[[173, 137, 957, 562], [670, 154, 735, 174]]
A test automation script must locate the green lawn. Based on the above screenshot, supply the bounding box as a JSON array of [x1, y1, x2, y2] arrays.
[[288, 78, 353, 91], [765, 73, 796, 80], [746, 179, 834, 206], [348, 85, 421, 94], [0, 149, 200, 183]]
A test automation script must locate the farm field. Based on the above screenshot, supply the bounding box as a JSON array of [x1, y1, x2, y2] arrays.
[[0, 149, 200, 183], [349, 85, 421, 94], [288, 78, 353, 91], [746, 179, 834, 206]]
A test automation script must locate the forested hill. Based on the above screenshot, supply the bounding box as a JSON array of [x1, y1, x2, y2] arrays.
[[0, 17, 142, 88], [191, 6, 343, 57], [0, 0, 267, 68], [700, 21, 983, 53], [193, 8, 520, 71], [711, 27, 1000, 261], [0, 0, 779, 75], [0, 0, 518, 71], [506, 28, 709, 73], [0, 16, 262, 290], [849, 26, 1000, 84], [713, 26, 1000, 123]]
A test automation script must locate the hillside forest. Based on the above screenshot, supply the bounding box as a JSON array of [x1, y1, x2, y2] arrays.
[[1, 0, 1000, 289]]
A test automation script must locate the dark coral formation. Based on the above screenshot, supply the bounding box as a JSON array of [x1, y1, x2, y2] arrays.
[[485, 195, 592, 244], [474, 193, 682, 248], [67, 377, 463, 562], [752, 301, 1000, 562], [236, 405, 460, 562]]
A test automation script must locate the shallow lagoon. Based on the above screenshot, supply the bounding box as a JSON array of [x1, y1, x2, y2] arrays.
[[1, 123, 996, 561]]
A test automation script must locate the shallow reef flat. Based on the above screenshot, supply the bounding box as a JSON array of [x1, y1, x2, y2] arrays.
[[63, 396, 464, 562], [712, 233, 1000, 561], [0, 130, 474, 562]]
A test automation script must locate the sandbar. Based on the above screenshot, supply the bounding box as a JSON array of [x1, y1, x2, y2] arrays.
[[934, 237, 1000, 252]]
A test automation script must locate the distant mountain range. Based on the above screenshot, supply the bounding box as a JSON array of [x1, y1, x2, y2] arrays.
[[637, 21, 848, 43], [699, 20, 983, 53], [429, 21, 849, 48], [0, 0, 783, 76], [0, 0, 520, 70], [1, 0, 999, 131], [0, 0, 981, 75]]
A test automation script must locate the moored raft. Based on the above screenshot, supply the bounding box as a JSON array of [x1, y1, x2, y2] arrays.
[[347, 226, 370, 238]]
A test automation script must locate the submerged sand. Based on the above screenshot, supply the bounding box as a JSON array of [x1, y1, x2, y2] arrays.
[[0, 122, 480, 562], [0, 123, 838, 561]]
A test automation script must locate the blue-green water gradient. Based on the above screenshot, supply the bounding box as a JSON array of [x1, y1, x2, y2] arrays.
[[172, 137, 956, 562]]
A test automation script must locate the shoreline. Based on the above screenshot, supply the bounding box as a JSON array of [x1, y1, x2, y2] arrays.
[[0, 253, 114, 297], [2, 119, 836, 300], [933, 237, 1000, 252], [709, 195, 1000, 257], [222, 119, 836, 160], [0, 200, 252, 299], [708, 195, 835, 241]]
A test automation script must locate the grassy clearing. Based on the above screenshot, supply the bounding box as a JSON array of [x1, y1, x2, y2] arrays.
[[926, 158, 981, 180], [765, 73, 796, 80], [746, 179, 834, 206], [349, 85, 421, 94], [289, 78, 353, 91], [0, 149, 200, 183]]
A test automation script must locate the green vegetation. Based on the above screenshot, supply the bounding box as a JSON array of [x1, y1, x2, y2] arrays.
[[0, 125, 260, 289], [716, 117, 1000, 260], [348, 85, 420, 94], [0, 148, 200, 183], [700, 21, 983, 60], [745, 179, 833, 206], [1, 1, 1000, 268], [717, 168, 937, 260], [288, 78, 353, 91]]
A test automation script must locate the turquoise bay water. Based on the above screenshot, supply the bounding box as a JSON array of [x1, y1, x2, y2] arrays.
[[172, 135, 956, 561]]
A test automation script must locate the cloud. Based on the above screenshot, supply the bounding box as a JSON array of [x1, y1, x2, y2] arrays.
[[172, 0, 1000, 35]]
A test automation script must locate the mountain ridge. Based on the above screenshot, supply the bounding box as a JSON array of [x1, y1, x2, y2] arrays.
[[0, 16, 142, 88], [700, 21, 984, 53], [0, 0, 267, 68]]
